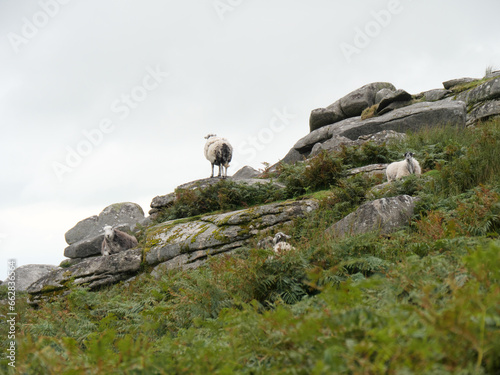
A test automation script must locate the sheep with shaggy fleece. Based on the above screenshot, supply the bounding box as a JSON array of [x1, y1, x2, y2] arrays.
[[386, 152, 422, 182], [101, 225, 138, 256], [204, 134, 233, 178], [272, 232, 295, 254]]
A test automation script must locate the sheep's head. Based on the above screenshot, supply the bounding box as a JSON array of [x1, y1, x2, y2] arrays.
[[404, 152, 414, 160], [103, 225, 114, 240], [273, 232, 291, 245], [204, 134, 217, 139]]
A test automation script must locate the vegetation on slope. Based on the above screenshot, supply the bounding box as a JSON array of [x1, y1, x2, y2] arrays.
[[1, 118, 500, 374]]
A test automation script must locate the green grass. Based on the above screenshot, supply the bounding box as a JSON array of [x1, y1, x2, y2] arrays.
[[2, 118, 500, 374]]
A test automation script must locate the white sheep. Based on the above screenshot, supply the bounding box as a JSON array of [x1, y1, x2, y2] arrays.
[[204, 134, 233, 178], [101, 225, 138, 256], [272, 232, 295, 254], [386, 152, 422, 182]]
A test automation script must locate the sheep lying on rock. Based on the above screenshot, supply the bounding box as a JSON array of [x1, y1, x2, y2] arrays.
[[101, 225, 138, 256], [204, 134, 233, 178], [386, 152, 421, 182], [272, 232, 295, 254]]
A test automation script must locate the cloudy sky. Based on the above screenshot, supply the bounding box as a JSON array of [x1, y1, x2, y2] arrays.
[[1, 0, 499, 280]]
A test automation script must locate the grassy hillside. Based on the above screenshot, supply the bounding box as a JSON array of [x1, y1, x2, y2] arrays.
[[2, 119, 500, 374]]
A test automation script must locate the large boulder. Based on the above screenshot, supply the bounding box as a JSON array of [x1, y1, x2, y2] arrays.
[[65, 202, 144, 245], [309, 82, 396, 131], [3, 264, 59, 292], [289, 101, 465, 162], [442, 77, 479, 90], [326, 195, 417, 238], [330, 100, 466, 141], [377, 89, 413, 114], [232, 166, 261, 180], [466, 100, 500, 126], [455, 77, 500, 104], [144, 199, 319, 268], [28, 249, 142, 304]]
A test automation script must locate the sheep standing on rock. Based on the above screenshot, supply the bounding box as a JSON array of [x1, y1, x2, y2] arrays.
[[204, 134, 233, 178], [386, 152, 422, 182], [101, 225, 138, 256]]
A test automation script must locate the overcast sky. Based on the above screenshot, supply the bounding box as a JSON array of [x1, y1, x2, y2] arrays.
[[1, 0, 499, 280]]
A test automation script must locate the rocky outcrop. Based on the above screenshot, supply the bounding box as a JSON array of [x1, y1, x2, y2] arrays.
[[309, 130, 405, 158], [455, 77, 500, 105], [63, 203, 144, 259], [466, 100, 500, 126], [346, 164, 389, 179], [144, 199, 319, 268], [3, 264, 59, 292], [326, 195, 417, 238], [377, 89, 413, 115], [309, 82, 396, 131], [232, 166, 261, 180], [149, 177, 285, 217], [28, 249, 142, 304], [286, 101, 466, 162], [442, 77, 479, 90]]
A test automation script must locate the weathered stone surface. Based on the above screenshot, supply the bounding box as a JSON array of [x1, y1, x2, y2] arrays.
[[4, 264, 59, 292], [310, 135, 355, 157], [233, 166, 261, 180], [280, 147, 305, 165], [339, 82, 396, 118], [346, 164, 389, 178], [309, 101, 346, 132], [422, 89, 451, 102], [151, 193, 176, 209], [375, 88, 394, 104], [466, 100, 500, 126], [144, 199, 319, 267], [306, 130, 405, 159], [64, 223, 130, 259], [309, 82, 395, 132], [377, 89, 413, 113], [485, 70, 500, 79], [443, 77, 479, 90], [65, 202, 145, 245], [377, 101, 413, 116], [28, 249, 142, 304], [455, 77, 500, 105], [326, 195, 417, 238], [330, 100, 466, 141]]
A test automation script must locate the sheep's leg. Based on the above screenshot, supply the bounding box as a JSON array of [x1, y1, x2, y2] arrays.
[[218, 165, 222, 177], [211, 163, 214, 178]]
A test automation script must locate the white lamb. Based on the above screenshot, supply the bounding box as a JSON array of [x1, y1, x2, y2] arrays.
[[101, 225, 138, 256], [204, 134, 233, 178], [386, 152, 422, 182]]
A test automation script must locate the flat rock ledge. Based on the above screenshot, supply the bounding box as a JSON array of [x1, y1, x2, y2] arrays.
[[27, 249, 142, 305], [145, 199, 319, 268]]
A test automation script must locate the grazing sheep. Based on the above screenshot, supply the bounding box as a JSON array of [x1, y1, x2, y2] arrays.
[[272, 232, 295, 254], [101, 225, 138, 256], [204, 134, 233, 178], [386, 152, 422, 182]]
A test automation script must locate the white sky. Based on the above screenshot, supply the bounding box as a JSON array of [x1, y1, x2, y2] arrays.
[[1, 0, 499, 280]]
